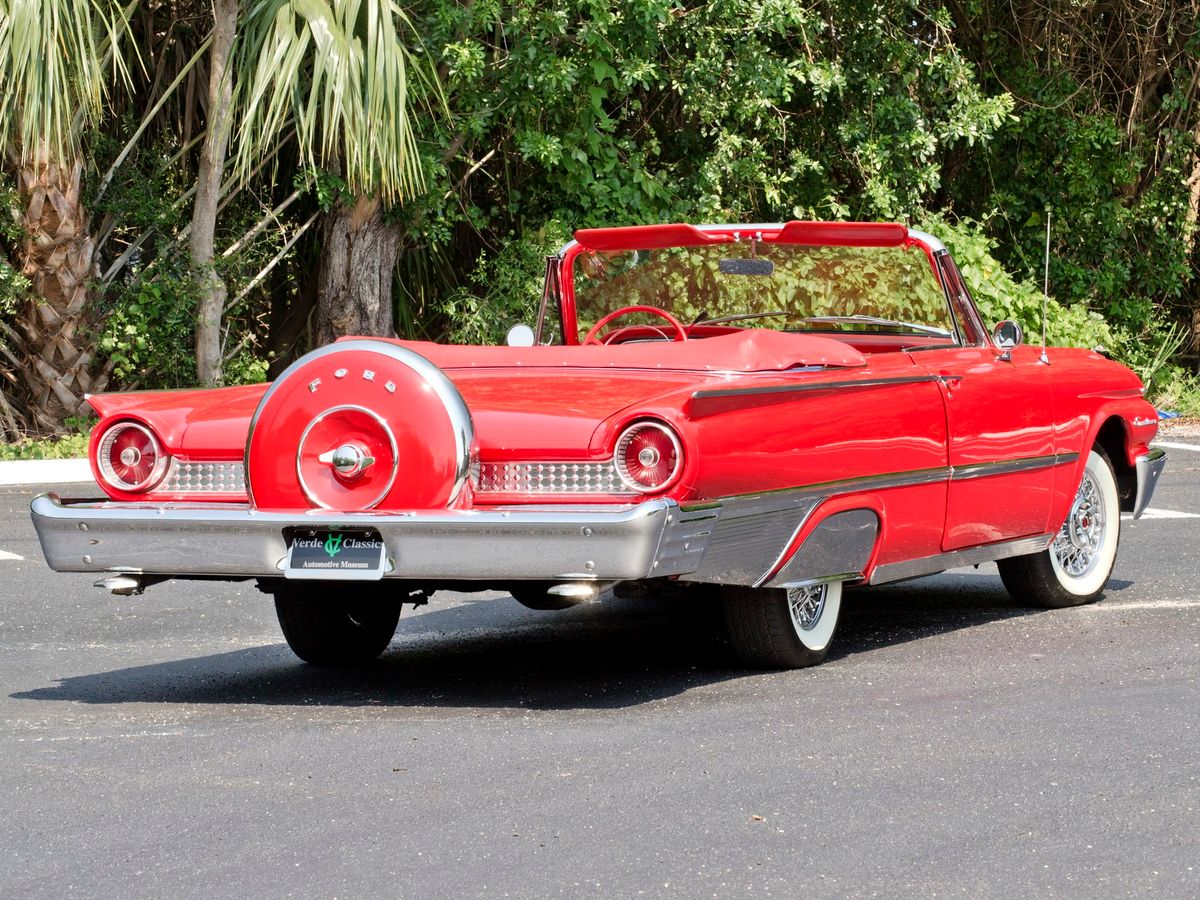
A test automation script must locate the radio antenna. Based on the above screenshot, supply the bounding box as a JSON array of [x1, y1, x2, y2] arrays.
[[1040, 209, 1051, 365]]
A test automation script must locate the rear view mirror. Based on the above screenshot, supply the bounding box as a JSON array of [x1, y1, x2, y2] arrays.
[[719, 258, 774, 276], [992, 320, 1023, 361], [992, 320, 1023, 350], [506, 324, 535, 347]]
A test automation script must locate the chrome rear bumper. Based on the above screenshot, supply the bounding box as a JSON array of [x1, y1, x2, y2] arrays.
[[29, 493, 689, 582]]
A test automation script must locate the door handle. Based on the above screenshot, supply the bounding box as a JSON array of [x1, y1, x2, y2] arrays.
[[937, 374, 964, 394]]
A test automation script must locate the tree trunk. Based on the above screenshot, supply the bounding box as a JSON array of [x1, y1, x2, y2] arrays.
[[16, 157, 105, 434], [190, 0, 239, 387], [266, 251, 319, 378], [315, 195, 401, 344]]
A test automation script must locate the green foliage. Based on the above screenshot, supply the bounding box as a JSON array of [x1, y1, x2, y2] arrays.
[[5, 0, 1195, 423], [224, 351, 270, 385], [440, 221, 571, 344], [84, 123, 305, 390], [98, 270, 197, 385], [0, 416, 90, 459], [0, 182, 27, 319], [415, 0, 1015, 234], [926, 216, 1119, 351], [952, 88, 1189, 337], [0, 255, 28, 320], [1151, 367, 1200, 417], [309, 169, 348, 213], [87, 130, 199, 387]]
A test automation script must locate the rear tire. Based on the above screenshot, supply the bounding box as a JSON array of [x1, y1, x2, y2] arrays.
[[721, 581, 843, 669], [998, 449, 1120, 608], [272, 581, 402, 665]]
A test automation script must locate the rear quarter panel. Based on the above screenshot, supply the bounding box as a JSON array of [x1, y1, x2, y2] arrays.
[[636, 353, 951, 565]]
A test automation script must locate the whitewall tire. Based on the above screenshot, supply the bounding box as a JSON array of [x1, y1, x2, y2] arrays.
[[998, 449, 1120, 608], [722, 581, 844, 669]]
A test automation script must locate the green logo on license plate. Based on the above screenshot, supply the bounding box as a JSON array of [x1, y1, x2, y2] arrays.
[[324, 533, 344, 558]]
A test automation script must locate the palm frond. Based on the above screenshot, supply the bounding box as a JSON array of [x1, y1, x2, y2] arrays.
[[235, 0, 436, 204], [0, 0, 137, 164]]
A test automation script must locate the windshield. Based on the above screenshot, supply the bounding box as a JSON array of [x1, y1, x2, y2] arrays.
[[570, 242, 954, 342]]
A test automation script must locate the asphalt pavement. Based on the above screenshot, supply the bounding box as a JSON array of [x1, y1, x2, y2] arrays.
[[2, 455, 1199, 898]]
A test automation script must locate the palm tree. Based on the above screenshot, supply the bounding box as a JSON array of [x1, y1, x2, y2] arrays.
[[234, 0, 434, 346], [0, 0, 135, 432]]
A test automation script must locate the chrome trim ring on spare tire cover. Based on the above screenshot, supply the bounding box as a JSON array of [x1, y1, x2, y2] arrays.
[[296, 405, 400, 509], [244, 340, 475, 508]]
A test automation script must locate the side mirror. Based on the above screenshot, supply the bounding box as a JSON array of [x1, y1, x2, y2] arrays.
[[505, 324, 535, 347], [992, 320, 1023, 360]]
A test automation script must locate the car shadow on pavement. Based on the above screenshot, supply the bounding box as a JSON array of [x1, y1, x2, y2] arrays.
[[13, 573, 1041, 711]]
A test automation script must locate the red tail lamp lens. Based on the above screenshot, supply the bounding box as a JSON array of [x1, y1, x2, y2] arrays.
[[97, 422, 169, 492], [615, 422, 683, 492]]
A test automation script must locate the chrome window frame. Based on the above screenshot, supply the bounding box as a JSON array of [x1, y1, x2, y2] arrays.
[[552, 224, 966, 348]]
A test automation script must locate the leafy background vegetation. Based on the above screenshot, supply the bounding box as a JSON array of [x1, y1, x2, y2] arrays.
[[1, 0, 1198, 453]]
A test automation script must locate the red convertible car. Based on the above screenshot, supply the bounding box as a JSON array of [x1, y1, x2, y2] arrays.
[[31, 222, 1166, 669]]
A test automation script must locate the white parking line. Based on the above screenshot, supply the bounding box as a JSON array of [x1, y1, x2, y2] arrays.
[[1154, 440, 1200, 452], [0, 550, 23, 561], [1089, 599, 1200, 611], [1121, 508, 1200, 520]]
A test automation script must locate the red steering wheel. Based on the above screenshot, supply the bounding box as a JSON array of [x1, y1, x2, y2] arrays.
[[582, 305, 689, 345]]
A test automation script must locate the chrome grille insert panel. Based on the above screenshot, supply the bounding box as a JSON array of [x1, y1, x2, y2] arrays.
[[476, 461, 630, 495], [159, 460, 246, 495]]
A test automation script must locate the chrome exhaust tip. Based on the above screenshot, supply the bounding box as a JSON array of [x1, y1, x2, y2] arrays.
[[94, 575, 143, 596], [546, 582, 602, 603]]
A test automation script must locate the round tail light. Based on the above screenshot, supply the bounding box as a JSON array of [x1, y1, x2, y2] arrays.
[[96, 422, 169, 492], [614, 421, 683, 493]]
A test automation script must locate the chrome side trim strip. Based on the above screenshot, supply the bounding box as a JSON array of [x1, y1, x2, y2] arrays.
[[673, 452, 1074, 586], [674, 467, 947, 586], [673, 466, 947, 583], [1133, 448, 1167, 519], [869, 533, 1055, 585], [691, 374, 942, 403], [950, 452, 1079, 481], [679, 465, 951, 513]]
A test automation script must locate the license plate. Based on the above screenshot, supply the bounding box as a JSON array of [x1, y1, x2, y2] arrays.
[[284, 529, 387, 581]]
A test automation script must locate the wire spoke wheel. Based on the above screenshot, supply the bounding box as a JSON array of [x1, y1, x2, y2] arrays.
[[998, 449, 1120, 608], [1052, 470, 1106, 578], [787, 584, 828, 632]]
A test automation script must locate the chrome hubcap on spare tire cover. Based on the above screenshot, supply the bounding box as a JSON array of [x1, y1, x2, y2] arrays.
[[245, 341, 474, 511], [321, 442, 376, 478], [1052, 469, 1105, 577]]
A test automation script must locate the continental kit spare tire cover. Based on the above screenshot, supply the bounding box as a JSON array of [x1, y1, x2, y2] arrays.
[[245, 340, 474, 510]]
